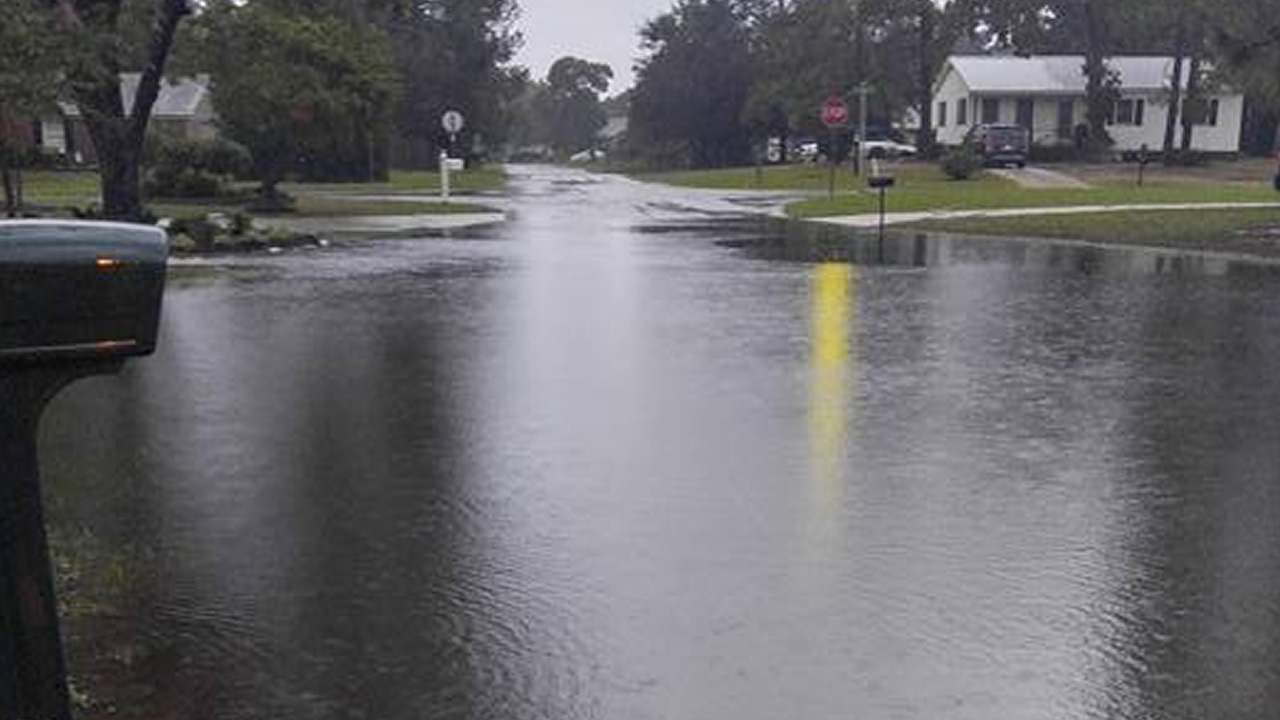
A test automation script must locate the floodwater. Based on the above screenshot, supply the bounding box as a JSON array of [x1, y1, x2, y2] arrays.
[[42, 167, 1280, 719]]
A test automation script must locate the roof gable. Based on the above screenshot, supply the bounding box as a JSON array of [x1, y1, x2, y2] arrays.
[[59, 74, 211, 119]]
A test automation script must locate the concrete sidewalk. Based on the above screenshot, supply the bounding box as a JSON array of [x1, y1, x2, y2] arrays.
[[813, 202, 1280, 229], [258, 212, 506, 236]]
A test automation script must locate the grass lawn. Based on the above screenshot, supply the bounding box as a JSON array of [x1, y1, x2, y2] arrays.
[[19, 167, 506, 210], [640, 163, 887, 191], [22, 170, 101, 204], [281, 166, 508, 195], [787, 169, 1280, 218], [912, 207, 1280, 254]]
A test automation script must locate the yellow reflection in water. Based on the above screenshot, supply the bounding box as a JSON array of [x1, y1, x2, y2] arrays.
[[806, 263, 857, 565]]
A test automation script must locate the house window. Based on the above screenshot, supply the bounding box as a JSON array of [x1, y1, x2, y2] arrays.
[[981, 98, 1000, 124], [1112, 98, 1145, 126], [957, 98, 968, 126], [938, 101, 947, 127]]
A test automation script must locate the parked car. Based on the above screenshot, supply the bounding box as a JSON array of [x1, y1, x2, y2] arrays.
[[860, 139, 918, 159], [569, 148, 606, 163], [964, 123, 1029, 167], [796, 140, 821, 162]]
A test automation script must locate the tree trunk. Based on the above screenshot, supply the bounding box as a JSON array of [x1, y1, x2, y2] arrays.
[[1081, 0, 1112, 154], [60, 0, 190, 221], [1180, 54, 1203, 153], [2, 165, 15, 218], [1163, 19, 1187, 158], [0, 109, 18, 217], [94, 134, 143, 219], [916, 1, 937, 159]]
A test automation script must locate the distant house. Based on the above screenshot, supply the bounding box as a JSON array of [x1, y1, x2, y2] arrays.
[[932, 56, 1244, 154], [34, 74, 217, 164]]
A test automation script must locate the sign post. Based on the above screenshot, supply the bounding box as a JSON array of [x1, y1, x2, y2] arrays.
[[440, 110, 466, 203], [821, 96, 850, 200]]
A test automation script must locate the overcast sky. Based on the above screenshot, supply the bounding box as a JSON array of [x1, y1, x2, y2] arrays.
[[513, 0, 676, 93]]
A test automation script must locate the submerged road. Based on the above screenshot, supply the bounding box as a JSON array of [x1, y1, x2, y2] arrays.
[[42, 166, 1280, 720]]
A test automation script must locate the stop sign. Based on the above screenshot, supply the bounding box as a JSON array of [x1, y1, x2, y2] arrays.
[[822, 96, 849, 128]]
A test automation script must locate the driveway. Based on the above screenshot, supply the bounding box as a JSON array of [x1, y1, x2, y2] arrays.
[[990, 166, 1092, 189]]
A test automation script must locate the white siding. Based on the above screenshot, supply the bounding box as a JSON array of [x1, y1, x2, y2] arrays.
[[1107, 93, 1242, 152], [1190, 95, 1244, 153], [933, 65, 972, 145]]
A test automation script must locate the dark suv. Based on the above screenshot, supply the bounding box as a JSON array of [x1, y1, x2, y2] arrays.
[[964, 123, 1029, 167]]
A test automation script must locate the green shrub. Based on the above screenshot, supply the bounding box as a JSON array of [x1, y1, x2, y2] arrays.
[[143, 137, 251, 199], [941, 146, 981, 180], [167, 214, 219, 251], [68, 203, 101, 219], [229, 211, 253, 236]]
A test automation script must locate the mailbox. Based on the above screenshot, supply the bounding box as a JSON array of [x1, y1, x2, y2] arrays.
[[0, 221, 168, 720], [867, 176, 896, 189], [0, 220, 168, 363]]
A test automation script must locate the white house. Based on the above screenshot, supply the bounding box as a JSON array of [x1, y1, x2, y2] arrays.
[[932, 56, 1244, 154]]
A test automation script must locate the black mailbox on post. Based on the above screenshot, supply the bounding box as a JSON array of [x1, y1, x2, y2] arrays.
[[0, 221, 168, 363], [1, 220, 167, 720]]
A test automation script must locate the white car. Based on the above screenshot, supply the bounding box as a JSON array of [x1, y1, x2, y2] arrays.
[[860, 139, 918, 159], [569, 149, 606, 163]]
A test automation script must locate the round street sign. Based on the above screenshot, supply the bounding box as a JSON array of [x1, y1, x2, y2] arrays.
[[441, 110, 466, 134], [822, 96, 849, 128]]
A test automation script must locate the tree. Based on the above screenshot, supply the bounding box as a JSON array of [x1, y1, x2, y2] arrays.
[[745, 0, 862, 154], [387, 0, 523, 166], [187, 1, 399, 196], [47, 0, 194, 220], [1213, 0, 1280, 151], [0, 0, 64, 217], [866, 0, 975, 158], [540, 57, 613, 155], [629, 0, 756, 168]]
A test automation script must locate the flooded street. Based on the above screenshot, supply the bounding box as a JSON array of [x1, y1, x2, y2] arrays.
[[42, 166, 1280, 719]]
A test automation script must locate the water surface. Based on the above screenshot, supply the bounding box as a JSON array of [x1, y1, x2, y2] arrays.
[[44, 166, 1280, 720]]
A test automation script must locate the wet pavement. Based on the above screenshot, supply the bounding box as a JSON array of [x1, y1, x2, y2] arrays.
[[41, 165, 1280, 720]]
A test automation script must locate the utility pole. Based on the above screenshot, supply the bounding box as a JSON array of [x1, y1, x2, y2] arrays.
[[854, 83, 872, 176]]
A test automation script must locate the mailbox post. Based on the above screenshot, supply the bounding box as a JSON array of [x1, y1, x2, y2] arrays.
[[0, 221, 168, 720], [867, 160, 896, 245]]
